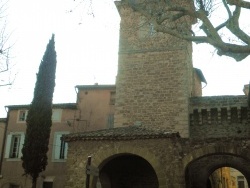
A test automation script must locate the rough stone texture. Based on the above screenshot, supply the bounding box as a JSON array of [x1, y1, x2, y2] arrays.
[[64, 2, 250, 188], [114, 3, 193, 138], [64, 131, 250, 188], [190, 95, 248, 109], [189, 96, 250, 138], [65, 137, 183, 188]]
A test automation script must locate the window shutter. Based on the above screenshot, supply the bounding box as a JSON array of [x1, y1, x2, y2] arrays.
[[64, 142, 68, 159], [52, 109, 62, 122], [4, 134, 12, 158], [54, 134, 61, 160], [18, 133, 25, 158]]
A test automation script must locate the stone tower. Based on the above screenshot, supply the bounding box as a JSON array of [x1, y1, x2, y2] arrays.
[[114, 1, 194, 137]]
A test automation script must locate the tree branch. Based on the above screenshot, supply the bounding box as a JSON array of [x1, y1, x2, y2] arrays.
[[226, 6, 250, 45], [227, 0, 250, 9], [123, 0, 250, 61]]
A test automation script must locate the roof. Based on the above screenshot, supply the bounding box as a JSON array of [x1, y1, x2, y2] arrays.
[[63, 125, 180, 142], [75, 84, 116, 90], [6, 103, 77, 110], [194, 68, 207, 84], [0, 118, 6, 123]]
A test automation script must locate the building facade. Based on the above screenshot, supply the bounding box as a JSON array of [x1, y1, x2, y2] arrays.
[[1, 1, 250, 188], [0, 85, 117, 188], [0, 103, 78, 188], [63, 1, 250, 188]]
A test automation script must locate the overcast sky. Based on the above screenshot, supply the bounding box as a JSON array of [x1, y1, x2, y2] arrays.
[[0, 0, 249, 118]]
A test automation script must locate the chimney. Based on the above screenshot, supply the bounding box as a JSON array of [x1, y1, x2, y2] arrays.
[[243, 84, 249, 96]]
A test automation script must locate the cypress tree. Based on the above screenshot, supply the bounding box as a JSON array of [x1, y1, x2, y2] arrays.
[[21, 34, 57, 188]]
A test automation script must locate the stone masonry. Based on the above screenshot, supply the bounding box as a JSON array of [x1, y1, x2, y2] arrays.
[[63, 1, 250, 188], [114, 1, 194, 137]]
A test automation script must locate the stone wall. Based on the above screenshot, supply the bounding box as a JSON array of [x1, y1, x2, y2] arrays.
[[189, 96, 250, 138], [64, 134, 250, 188], [65, 137, 186, 188], [114, 3, 194, 137]]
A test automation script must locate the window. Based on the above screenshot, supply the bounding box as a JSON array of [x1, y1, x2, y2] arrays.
[[107, 114, 114, 128], [53, 132, 68, 161], [52, 109, 62, 122], [10, 135, 21, 158], [237, 176, 245, 188], [18, 110, 28, 122], [5, 133, 25, 160], [110, 91, 116, 105], [43, 182, 53, 188], [10, 184, 20, 188]]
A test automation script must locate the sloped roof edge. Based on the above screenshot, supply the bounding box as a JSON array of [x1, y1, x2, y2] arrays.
[[63, 125, 180, 142], [6, 103, 77, 110], [75, 84, 116, 90], [194, 68, 207, 84], [0, 118, 6, 122]]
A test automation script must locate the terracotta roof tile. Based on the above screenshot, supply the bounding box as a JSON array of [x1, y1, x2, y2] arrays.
[[63, 125, 180, 142]]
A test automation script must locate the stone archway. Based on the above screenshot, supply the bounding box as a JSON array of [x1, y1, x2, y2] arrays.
[[185, 153, 250, 188], [96, 154, 159, 188]]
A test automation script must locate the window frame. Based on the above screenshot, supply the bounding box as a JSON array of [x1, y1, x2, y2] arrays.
[[52, 132, 69, 162], [17, 110, 28, 123], [5, 132, 25, 161], [52, 109, 62, 122]]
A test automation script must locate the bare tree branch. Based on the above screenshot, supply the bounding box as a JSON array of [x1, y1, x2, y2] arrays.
[[227, 0, 250, 9], [120, 0, 250, 61], [0, 0, 14, 87]]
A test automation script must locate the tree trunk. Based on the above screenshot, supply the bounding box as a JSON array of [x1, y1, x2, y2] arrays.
[[32, 178, 37, 188]]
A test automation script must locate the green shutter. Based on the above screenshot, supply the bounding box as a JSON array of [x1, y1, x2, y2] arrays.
[[64, 142, 68, 159], [54, 134, 61, 160], [18, 133, 25, 158], [4, 134, 12, 158]]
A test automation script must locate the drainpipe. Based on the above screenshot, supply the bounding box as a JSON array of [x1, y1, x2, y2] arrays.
[[0, 107, 10, 176]]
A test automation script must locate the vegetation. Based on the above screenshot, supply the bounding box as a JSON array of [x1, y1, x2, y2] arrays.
[[0, 0, 14, 87], [21, 34, 57, 188], [121, 0, 250, 61]]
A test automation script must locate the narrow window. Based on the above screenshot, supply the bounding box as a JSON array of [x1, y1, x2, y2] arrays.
[[18, 110, 27, 122], [107, 114, 114, 128], [110, 91, 116, 105], [10, 135, 21, 158], [53, 132, 68, 161], [59, 137, 66, 159], [237, 176, 245, 188]]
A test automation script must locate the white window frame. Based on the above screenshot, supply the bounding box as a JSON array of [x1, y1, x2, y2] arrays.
[[52, 109, 62, 122], [17, 110, 28, 123], [52, 132, 69, 162], [5, 132, 25, 161]]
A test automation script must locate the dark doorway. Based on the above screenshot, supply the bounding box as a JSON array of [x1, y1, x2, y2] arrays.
[[43, 182, 53, 188], [206, 179, 212, 188], [99, 154, 159, 188]]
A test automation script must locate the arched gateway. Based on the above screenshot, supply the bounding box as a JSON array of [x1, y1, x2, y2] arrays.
[[185, 154, 250, 188], [183, 142, 250, 188], [97, 154, 159, 188]]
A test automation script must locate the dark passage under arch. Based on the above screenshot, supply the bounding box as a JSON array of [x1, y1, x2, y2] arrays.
[[185, 154, 250, 188], [99, 154, 159, 188]]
